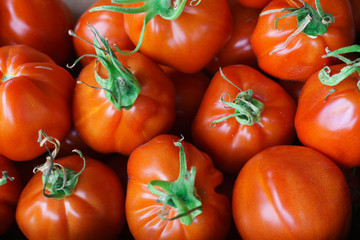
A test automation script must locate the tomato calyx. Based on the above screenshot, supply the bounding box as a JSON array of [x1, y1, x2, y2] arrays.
[[1, 74, 14, 82], [0, 171, 14, 186], [211, 68, 264, 127], [33, 130, 86, 199], [89, 0, 202, 55], [69, 24, 141, 111], [261, 0, 334, 55], [148, 138, 202, 225], [319, 45, 360, 90]]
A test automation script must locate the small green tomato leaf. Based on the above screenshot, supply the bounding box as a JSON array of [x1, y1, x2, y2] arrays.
[[0, 171, 14, 186]]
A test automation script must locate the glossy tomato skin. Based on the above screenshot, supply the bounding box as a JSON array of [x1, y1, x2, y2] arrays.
[[0, 45, 75, 161], [251, 0, 355, 81], [295, 64, 360, 168], [124, 0, 232, 73], [73, 0, 134, 66], [0, 155, 22, 235], [191, 65, 297, 175], [205, 0, 260, 75], [72, 52, 175, 156], [237, 0, 271, 8], [233, 145, 352, 240], [0, 0, 75, 66], [16, 155, 125, 240], [126, 134, 231, 240]]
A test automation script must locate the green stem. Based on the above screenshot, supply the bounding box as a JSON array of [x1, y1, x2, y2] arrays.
[[147, 138, 202, 225], [1, 74, 14, 82], [68, 24, 141, 110], [90, 0, 202, 55], [0, 171, 14, 186], [211, 68, 264, 127]]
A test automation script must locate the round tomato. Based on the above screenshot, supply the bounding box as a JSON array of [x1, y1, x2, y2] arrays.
[[191, 65, 296, 174], [0, 45, 75, 161], [251, 0, 355, 81], [295, 63, 360, 168], [126, 134, 231, 239], [0, 0, 75, 66], [204, 0, 260, 75], [91, 0, 233, 73], [237, 0, 271, 9], [16, 153, 125, 240], [233, 145, 352, 240], [0, 155, 22, 235], [73, 0, 134, 66]]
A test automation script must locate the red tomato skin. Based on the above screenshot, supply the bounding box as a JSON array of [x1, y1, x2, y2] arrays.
[[126, 134, 231, 240], [237, 0, 271, 8], [16, 156, 125, 240], [233, 145, 352, 240], [0, 155, 22, 235], [205, 0, 260, 75], [0, 45, 75, 161], [251, 0, 355, 81], [0, 0, 75, 66], [123, 0, 233, 73], [191, 65, 296, 175], [73, 0, 134, 66], [72, 52, 175, 156], [295, 64, 360, 168]]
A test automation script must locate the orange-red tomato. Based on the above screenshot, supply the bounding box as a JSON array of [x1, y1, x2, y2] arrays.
[[192, 65, 296, 174], [251, 0, 355, 81], [0, 0, 75, 66], [73, 0, 134, 66], [126, 134, 231, 239], [0, 45, 75, 161], [0, 155, 22, 235], [233, 145, 352, 240], [16, 155, 125, 240]]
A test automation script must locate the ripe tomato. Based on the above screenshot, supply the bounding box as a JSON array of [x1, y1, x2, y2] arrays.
[[72, 49, 175, 156], [126, 134, 231, 239], [233, 145, 352, 239], [73, 0, 134, 66], [0, 0, 75, 66], [0, 155, 22, 235], [205, 0, 260, 75], [251, 0, 355, 81], [0, 45, 75, 161], [16, 154, 125, 240], [237, 0, 271, 9], [191, 65, 296, 174], [295, 63, 360, 168]]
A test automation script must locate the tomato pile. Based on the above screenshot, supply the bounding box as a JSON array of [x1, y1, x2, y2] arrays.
[[1, 0, 360, 239]]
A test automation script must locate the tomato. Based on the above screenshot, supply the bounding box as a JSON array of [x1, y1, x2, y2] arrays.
[[72, 39, 175, 155], [160, 66, 210, 139], [16, 152, 125, 240], [237, 0, 271, 9], [73, 0, 134, 66], [0, 0, 75, 66], [295, 63, 360, 168], [191, 65, 296, 174], [233, 145, 352, 240], [0, 155, 22, 235], [277, 79, 305, 104], [126, 134, 231, 239], [0, 45, 75, 161], [251, 0, 355, 81], [92, 0, 233, 73], [204, 0, 260, 76]]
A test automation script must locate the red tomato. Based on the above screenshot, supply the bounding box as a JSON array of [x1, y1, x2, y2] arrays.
[[205, 0, 260, 75], [191, 65, 296, 174], [251, 0, 355, 81], [73, 0, 134, 66], [126, 134, 231, 239], [0, 155, 22, 235], [16, 154, 125, 240], [237, 0, 271, 8], [295, 64, 360, 168], [72, 50, 175, 156], [233, 145, 352, 240], [277, 79, 305, 104], [111, 0, 233, 73], [0, 45, 75, 161], [0, 0, 75, 66]]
